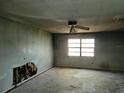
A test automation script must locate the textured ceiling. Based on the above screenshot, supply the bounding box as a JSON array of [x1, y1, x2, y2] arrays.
[[0, 0, 124, 33]]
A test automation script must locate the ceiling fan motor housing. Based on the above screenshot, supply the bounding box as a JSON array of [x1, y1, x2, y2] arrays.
[[68, 20, 77, 25]]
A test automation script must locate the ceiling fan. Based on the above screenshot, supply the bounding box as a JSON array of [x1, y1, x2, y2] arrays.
[[68, 20, 90, 33]]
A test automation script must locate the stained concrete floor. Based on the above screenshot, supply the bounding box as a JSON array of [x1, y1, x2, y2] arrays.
[[9, 67, 124, 93]]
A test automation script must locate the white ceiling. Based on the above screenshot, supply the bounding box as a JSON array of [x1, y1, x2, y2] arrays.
[[0, 0, 124, 33]]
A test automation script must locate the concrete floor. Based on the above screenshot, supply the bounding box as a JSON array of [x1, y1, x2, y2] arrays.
[[9, 67, 124, 93]]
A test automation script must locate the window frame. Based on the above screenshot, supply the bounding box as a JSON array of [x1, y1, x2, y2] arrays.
[[81, 39, 95, 57], [68, 39, 81, 56], [68, 38, 95, 57]]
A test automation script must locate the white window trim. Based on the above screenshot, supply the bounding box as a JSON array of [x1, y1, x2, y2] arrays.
[[68, 38, 95, 57]]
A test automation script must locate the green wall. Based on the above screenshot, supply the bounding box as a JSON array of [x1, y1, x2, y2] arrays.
[[54, 31, 124, 71], [0, 17, 53, 92]]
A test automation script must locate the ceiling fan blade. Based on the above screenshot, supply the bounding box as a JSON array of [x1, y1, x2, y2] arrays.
[[69, 25, 76, 33], [75, 25, 90, 30]]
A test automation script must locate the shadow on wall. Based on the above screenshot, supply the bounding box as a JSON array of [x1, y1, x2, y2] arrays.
[[13, 62, 37, 85]]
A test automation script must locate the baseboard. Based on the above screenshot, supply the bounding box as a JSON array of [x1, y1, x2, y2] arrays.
[[2, 66, 53, 93], [55, 65, 124, 73]]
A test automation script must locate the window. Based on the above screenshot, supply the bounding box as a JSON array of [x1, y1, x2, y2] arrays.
[[68, 39, 95, 57], [68, 39, 80, 56], [81, 39, 94, 57]]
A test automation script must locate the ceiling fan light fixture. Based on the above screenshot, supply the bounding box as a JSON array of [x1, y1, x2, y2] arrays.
[[68, 20, 77, 25], [68, 20, 90, 33]]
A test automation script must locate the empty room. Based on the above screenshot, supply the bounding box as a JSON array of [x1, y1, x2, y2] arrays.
[[0, 0, 124, 93]]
